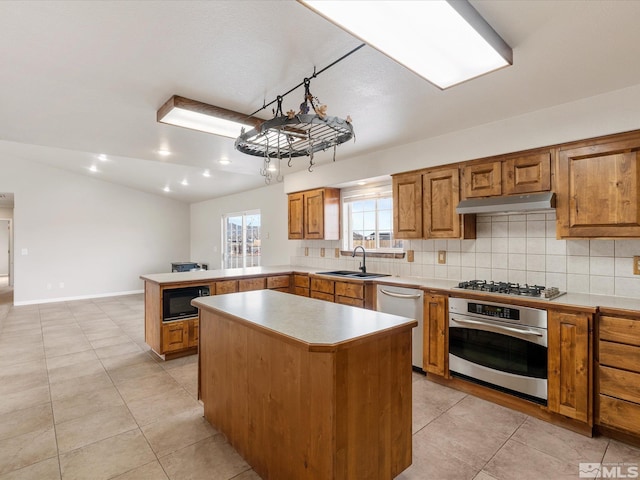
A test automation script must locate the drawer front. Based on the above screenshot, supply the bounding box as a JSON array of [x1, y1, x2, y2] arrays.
[[599, 341, 640, 373], [238, 277, 266, 292], [335, 281, 364, 299], [600, 315, 640, 346], [336, 296, 364, 308], [162, 321, 187, 353], [267, 275, 290, 289], [294, 275, 310, 288], [599, 365, 640, 404], [311, 278, 334, 294], [598, 394, 640, 434], [272, 287, 291, 293], [215, 280, 238, 295], [311, 291, 334, 302], [294, 287, 310, 297]]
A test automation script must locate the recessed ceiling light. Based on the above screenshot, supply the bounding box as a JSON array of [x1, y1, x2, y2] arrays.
[[202, 170, 211, 178], [219, 159, 231, 165], [163, 186, 171, 193], [98, 154, 108, 161], [89, 165, 98, 173], [181, 179, 189, 186], [357, 181, 367, 186], [158, 149, 171, 157], [268, 164, 278, 172]]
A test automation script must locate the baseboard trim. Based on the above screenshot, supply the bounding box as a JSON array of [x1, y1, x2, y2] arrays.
[[14, 289, 143, 306]]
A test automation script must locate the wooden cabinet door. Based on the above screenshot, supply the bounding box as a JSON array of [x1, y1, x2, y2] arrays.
[[461, 161, 502, 198], [304, 189, 325, 239], [162, 321, 188, 353], [288, 192, 304, 239], [238, 277, 266, 292], [503, 152, 551, 194], [423, 294, 448, 377], [548, 310, 591, 422], [423, 167, 466, 239], [392, 172, 423, 239], [188, 318, 199, 348], [215, 280, 238, 295], [556, 134, 640, 237]]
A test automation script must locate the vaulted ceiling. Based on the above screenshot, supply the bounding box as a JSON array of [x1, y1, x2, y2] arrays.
[[3, 1, 640, 203]]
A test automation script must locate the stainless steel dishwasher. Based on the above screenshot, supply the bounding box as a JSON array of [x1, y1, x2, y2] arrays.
[[376, 284, 424, 371]]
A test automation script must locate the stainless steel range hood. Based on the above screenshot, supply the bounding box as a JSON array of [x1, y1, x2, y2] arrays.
[[456, 192, 555, 215]]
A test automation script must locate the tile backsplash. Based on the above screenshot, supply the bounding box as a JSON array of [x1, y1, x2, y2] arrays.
[[290, 212, 640, 298]]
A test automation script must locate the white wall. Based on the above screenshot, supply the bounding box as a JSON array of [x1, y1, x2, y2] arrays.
[[190, 183, 294, 270], [0, 220, 8, 275], [0, 155, 190, 305]]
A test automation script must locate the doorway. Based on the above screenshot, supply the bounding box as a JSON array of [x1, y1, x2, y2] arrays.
[[0, 192, 14, 306]]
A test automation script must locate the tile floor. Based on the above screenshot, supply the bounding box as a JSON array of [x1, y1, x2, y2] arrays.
[[0, 286, 638, 479]]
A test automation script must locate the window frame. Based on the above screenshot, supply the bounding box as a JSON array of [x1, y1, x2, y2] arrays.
[[222, 209, 261, 269]]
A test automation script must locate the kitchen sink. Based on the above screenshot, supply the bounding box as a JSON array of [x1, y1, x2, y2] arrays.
[[316, 270, 391, 279]]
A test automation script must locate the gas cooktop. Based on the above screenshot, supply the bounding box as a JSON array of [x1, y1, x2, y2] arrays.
[[456, 280, 566, 300]]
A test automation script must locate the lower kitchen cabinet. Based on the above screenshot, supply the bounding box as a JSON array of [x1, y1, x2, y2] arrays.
[[423, 293, 448, 377], [309, 276, 370, 308], [162, 318, 199, 353], [547, 309, 591, 423], [597, 313, 640, 438], [293, 274, 310, 296]]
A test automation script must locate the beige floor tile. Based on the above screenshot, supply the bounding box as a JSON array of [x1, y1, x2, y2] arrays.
[[44, 341, 93, 358], [52, 385, 124, 424], [0, 348, 45, 368], [107, 358, 165, 385], [483, 439, 578, 480], [47, 358, 105, 384], [0, 403, 53, 441], [0, 359, 48, 395], [0, 427, 58, 476], [49, 371, 114, 401], [395, 425, 479, 480], [473, 472, 499, 480], [511, 417, 609, 464], [230, 470, 262, 480], [161, 354, 198, 371], [602, 438, 640, 464], [94, 341, 143, 360], [167, 362, 198, 392], [141, 407, 217, 457], [55, 404, 138, 453], [45, 349, 98, 371], [88, 334, 132, 349], [444, 394, 527, 438], [0, 384, 51, 416], [0, 457, 60, 480], [110, 460, 169, 480], [59, 429, 155, 480], [159, 434, 250, 480], [127, 388, 202, 427], [410, 409, 510, 470], [84, 327, 126, 342], [99, 350, 157, 371], [412, 377, 466, 433], [116, 370, 183, 403]]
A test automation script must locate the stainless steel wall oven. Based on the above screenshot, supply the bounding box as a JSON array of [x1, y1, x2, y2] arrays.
[[448, 297, 548, 404]]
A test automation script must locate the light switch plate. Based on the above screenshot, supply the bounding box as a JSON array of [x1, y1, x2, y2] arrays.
[[634, 256, 640, 275], [320, 248, 325, 257], [438, 250, 446, 264]]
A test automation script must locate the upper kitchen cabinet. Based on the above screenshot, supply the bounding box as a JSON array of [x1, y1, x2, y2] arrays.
[[502, 151, 552, 195], [423, 167, 476, 239], [556, 131, 640, 238], [392, 172, 423, 239], [287, 188, 340, 240], [461, 161, 502, 198], [461, 149, 552, 199]]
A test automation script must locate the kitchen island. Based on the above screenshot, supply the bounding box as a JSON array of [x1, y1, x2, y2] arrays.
[[192, 289, 417, 480]]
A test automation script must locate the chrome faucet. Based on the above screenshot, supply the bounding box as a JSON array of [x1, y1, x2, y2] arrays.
[[352, 245, 367, 273]]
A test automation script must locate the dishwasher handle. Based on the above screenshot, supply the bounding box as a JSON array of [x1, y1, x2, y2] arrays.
[[378, 288, 422, 300]]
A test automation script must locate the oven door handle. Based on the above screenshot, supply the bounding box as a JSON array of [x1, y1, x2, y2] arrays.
[[452, 317, 544, 337], [378, 288, 422, 300]]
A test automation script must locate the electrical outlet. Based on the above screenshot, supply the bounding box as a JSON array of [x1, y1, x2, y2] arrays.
[[407, 250, 415, 263], [335, 248, 340, 258], [304, 247, 309, 256], [320, 248, 325, 257], [438, 250, 447, 264], [634, 256, 640, 275]]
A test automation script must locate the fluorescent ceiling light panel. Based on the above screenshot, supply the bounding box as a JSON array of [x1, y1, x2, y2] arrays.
[[157, 95, 262, 138], [299, 0, 512, 89]]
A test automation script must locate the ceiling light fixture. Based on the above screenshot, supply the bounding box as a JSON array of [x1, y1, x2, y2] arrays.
[[89, 165, 98, 173], [98, 154, 107, 161], [202, 170, 211, 178], [235, 45, 363, 183], [298, 0, 512, 90], [157, 95, 263, 139], [219, 159, 231, 166], [181, 179, 189, 186], [163, 185, 171, 193], [157, 149, 171, 157]]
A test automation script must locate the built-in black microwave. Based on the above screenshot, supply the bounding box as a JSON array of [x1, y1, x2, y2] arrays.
[[162, 285, 210, 322]]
